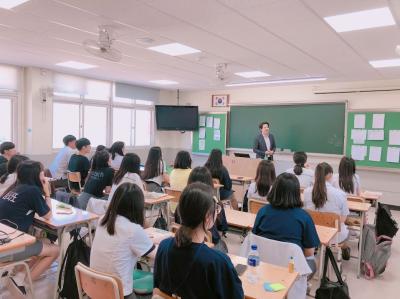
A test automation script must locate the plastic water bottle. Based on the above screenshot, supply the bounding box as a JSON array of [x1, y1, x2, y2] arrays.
[[247, 244, 260, 284]]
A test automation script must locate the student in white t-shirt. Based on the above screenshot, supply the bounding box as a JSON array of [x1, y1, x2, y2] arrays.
[[332, 156, 361, 196], [109, 141, 125, 170], [285, 151, 314, 188], [0, 155, 29, 196], [303, 162, 351, 259], [108, 153, 144, 201], [90, 183, 155, 299], [142, 146, 169, 187]]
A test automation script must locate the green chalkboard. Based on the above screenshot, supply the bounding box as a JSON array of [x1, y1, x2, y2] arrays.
[[346, 112, 400, 169], [229, 103, 346, 154], [192, 113, 227, 154]]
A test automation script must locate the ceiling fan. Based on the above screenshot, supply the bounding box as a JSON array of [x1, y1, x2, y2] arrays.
[[83, 25, 122, 62]]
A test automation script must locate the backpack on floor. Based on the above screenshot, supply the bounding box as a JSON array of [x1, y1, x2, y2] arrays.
[[376, 203, 398, 238], [361, 224, 392, 279], [58, 230, 91, 299]]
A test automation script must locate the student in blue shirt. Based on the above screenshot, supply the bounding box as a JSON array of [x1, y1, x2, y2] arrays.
[[0, 160, 60, 295], [154, 182, 244, 299], [252, 173, 320, 278]]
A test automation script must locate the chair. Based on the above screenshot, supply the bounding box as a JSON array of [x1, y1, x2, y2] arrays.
[[248, 198, 267, 214], [240, 233, 311, 299], [152, 288, 179, 299], [213, 178, 232, 209], [306, 210, 341, 231], [164, 187, 182, 205], [67, 171, 83, 195], [347, 195, 365, 203], [75, 262, 124, 299], [144, 181, 163, 193], [0, 260, 35, 299], [346, 196, 365, 229]]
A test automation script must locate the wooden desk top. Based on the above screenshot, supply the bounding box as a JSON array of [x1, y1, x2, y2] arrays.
[[347, 201, 371, 212], [360, 191, 383, 201], [34, 199, 99, 230], [315, 225, 337, 246], [145, 227, 174, 245], [229, 254, 298, 299], [230, 174, 254, 182], [0, 223, 36, 254], [144, 193, 174, 205], [225, 209, 257, 229]]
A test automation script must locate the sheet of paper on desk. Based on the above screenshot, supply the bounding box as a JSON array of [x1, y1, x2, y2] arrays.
[[199, 127, 206, 139], [351, 145, 367, 161], [367, 130, 384, 141], [354, 114, 366, 128], [387, 147, 400, 163], [389, 130, 400, 146], [213, 118, 220, 129], [213, 130, 221, 141], [199, 115, 206, 127], [351, 129, 366, 144], [368, 146, 382, 162], [206, 116, 213, 128], [199, 139, 205, 150], [372, 113, 385, 129]]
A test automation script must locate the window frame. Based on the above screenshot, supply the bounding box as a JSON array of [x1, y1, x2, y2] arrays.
[[0, 92, 18, 145]]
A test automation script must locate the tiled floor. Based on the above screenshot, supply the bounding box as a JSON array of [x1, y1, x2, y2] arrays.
[[1, 209, 399, 299]]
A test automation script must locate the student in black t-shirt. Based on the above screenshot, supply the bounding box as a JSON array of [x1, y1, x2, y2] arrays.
[[205, 149, 238, 210], [77, 150, 114, 210], [68, 138, 91, 190], [0, 141, 17, 177], [154, 182, 243, 299], [0, 160, 59, 295]]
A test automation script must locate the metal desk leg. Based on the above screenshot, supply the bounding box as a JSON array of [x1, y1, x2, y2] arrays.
[[53, 227, 65, 299], [357, 211, 365, 278], [318, 245, 325, 279]]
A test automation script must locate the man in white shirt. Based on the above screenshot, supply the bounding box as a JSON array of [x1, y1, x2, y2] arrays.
[[49, 135, 76, 187]]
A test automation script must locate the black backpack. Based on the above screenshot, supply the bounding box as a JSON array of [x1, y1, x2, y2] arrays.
[[58, 230, 91, 299], [316, 247, 350, 299], [376, 203, 398, 238], [153, 209, 168, 231]]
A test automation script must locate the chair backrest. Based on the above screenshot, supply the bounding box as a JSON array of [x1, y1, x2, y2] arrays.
[[74, 262, 124, 299], [306, 209, 341, 232], [212, 178, 221, 186], [67, 171, 82, 192], [248, 198, 267, 214], [347, 195, 365, 203], [152, 288, 179, 299], [164, 187, 182, 204], [144, 181, 163, 193]]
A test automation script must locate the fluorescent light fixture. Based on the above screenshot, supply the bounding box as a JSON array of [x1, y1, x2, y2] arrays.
[[235, 71, 270, 78], [369, 58, 400, 68], [148, 43, 201, 56], [226, 77, 327, 87], [149, 80, 179, 85], [324, 7, 395, 33], [0, 0, 30, 9], [56, 61, 97, 70]]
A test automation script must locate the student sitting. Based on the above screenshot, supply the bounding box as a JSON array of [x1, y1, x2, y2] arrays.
[[252, 173, 320, 279], [205, 149, 238, 210], [91, 182, 155, 299], [109, 141, 125, 170], [77, 150, 114, 210], [303, 162, 351, 259], [0, 160, 59, 295], [108, 153, 144, 200], [0, 155, 29, 196], [332, 156, 361, 196], [48, 135, 76, 188], [169, 151, 192, 190], [285, 151, 314, 188], [0, 141, 17, 177], [142, 146, 169, 189], [154, 182, 244, 299], [67, 138, 91, 191]]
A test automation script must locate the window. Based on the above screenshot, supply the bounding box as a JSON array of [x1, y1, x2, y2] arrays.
[[0, 99, 12, 143], [84, 106, 107, 146], [112, 108, 134, 146], [52, 103, 80, 148], [135, 110, 151, 146]]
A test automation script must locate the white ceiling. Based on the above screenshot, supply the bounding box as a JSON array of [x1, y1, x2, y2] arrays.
[[1, 0, 400, 90]]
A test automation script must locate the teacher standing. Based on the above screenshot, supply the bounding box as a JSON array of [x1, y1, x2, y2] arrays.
[[253, 121, 276, 160]]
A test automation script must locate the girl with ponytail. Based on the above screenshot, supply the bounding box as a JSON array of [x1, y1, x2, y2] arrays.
[[154, 182, 243, 299], [285, 151, 314, 188]]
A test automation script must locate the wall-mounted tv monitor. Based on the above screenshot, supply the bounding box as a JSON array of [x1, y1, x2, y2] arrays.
[[155, 105, 199, 131]]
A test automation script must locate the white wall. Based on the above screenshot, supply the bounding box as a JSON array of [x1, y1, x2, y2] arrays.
[[156, 79, 400, 205]]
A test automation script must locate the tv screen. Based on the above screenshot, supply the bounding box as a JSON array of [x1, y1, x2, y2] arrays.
[[155, 105, 199, 131]]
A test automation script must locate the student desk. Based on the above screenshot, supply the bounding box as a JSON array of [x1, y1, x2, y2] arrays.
[[144, 193, 174, 227], [33, 199, 99, 299], [314, 225, 339, 279], [360, 190, 383, 209], [0, 223, 36, 259], [230, 175, 254, 207], [229, 254, 298, 299]]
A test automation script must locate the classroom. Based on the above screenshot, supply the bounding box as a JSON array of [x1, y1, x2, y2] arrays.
[[0, 1, 399, 299]]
